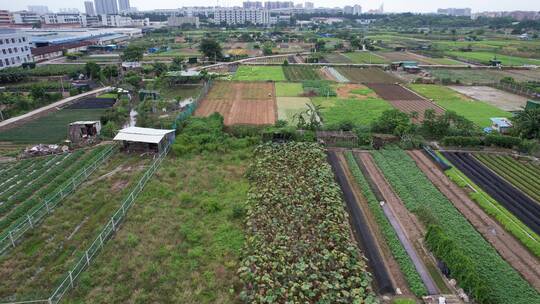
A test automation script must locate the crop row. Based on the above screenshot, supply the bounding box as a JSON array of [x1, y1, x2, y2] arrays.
[[0, 158, 37, 188], [475, 154, 540, 203], [436, 152, 540, 257], [371, 149, 540, 304], [283, 66, 322, 81], [344, 151, 428, 297], [0, 154, 68, 211], [0, 146, 110, 234], [443, 152, 540, 235], [238, 142, 377, 303]]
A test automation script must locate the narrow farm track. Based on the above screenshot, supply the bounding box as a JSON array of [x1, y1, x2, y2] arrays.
[[327, 151, 395, 295], [408, 150, 540, 291], [355, 152, 439, 295], [443, 152, 540, 235]]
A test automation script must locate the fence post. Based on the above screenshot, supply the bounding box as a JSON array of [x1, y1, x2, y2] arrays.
[[99, 233, 104, 248], [111, 217, 116, 231], [45, 200, 50, 213], [48, 297, 53, 304], [27, 214, 33, 228], [69, 270, 74, 288], [85, 250, 90, 265], [9, 231, 15, 247]]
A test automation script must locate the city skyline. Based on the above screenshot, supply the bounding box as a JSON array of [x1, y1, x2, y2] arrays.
[[2, 0, 540, 13]]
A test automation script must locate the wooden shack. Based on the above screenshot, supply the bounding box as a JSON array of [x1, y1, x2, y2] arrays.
[[68, 121, 102, 144]]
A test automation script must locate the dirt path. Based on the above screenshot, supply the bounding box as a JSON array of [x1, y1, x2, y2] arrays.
[[408, 150, 540, 291], [335, 152, 411, 295], [355, 152, 439, 295]]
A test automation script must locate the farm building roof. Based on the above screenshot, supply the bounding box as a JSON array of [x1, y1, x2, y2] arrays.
[[70, 121, 100, 125], [31, 41, 94, 56], [113, 127, 175, 144], [490, 117, 512, 128]]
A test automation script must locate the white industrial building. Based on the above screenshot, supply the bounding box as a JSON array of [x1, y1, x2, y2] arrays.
[[167, 16, 200, 28], [11, 11, 41, 24], [214, 8, 270, 25], [100, 14, 134, 27], [0, 29, 32, 69]]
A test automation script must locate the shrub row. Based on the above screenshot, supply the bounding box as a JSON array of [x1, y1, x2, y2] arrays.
[[238, 143, 377, 303], [442, 134, 524, 149]]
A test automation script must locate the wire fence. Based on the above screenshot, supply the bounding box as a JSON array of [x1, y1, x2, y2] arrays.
[[171, 80, 213, 131], [488, 82, 539, 99], [0, 145, 116, 257], [0, 144, 171, 304]]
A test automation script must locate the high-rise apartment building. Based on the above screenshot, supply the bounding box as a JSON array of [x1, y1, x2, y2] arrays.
[[85, 1, 96, 16], [0, 29, 32, 70], [95, 0, 119, 15], [118, 0, 131, 12]]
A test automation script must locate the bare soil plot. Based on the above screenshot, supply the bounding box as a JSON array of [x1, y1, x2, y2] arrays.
[[366, 84, 423, 101], [195, 82, 276, 126], [448, 86, 528, 112], [336, 67, 402, 84], [377, 51, 461, 65], [388, 100, 444, 122], [408, 150, 540, 290], [336, 84, 378, 99]]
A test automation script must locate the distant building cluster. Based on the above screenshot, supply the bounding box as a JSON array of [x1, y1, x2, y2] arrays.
[[472, 11, 540, 21], [437, 8, 472, 17], [0, 28, 32, 69], [214, 8, 270, 25]]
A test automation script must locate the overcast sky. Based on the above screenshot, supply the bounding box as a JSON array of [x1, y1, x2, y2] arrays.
[[3, 0, 540, 13]]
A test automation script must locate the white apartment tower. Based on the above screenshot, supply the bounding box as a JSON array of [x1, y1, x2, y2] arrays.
[[95, 0, 119, 15], [85, 1, 96, 16], [118, 0, 131, 12], [214, 8, 270, 25]]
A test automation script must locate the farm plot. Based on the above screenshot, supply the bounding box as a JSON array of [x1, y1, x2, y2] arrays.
[[474, 153, 540, 204], [239, 142, 376, 303], [343, 152, 427, 297], [276, 97, 314, 124], [65, 140, 250, 303], [366, 84, 423, 101], [312, 97, 393, 127], [336, 67, 402, 84], [442, 152, 540, 235], [327, 151, 395, 295], [194, 82, 276, 125], [320, 66, 349, 82], [426, 68, 540, 84], [343, 52, 389, 64], [448, 86, 528, 112], [409, 150, 540, 290], [376, 51, 461, 65], [0, 109, 107, 144], [0, 146, 114, 245], [232, 65, 285, 81], [0, 153, 149, 302], [275, 82, 303, 97], [336, 84, 378, 99], [410, 84, 510, 127], [322, 52, 353, 63], [283, 65, 322, 81], [388, 100, 444, 122], [446, 51, 540, 66], [66, 97, 116, 109], [372, 149, 540, 304]]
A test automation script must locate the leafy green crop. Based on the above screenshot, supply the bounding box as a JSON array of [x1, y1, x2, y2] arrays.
[[371, 149, 540, 304], [239, 143, 377, 303]]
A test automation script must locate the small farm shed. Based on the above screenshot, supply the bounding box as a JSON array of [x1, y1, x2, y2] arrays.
[[113, 127, 175, 153], [525, 100, 540, 110], [68, 121, 102, 144], [490, 117, 513, 134]]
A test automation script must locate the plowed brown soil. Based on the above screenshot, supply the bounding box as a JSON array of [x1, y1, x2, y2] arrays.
[[194, 82, 277, 125]]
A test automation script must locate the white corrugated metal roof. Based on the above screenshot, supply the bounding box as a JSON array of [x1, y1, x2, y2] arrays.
[[113, 127, 175, 144], [70, 121, 100, 125]]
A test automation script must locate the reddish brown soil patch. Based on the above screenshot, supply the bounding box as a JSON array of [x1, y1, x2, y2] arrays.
[[388, 100, 444, 122], [366, 84, 422, 101], [195, 82, 276, 126]]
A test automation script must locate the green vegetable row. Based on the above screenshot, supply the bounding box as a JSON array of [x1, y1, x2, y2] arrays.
[[436, 152, 540, 258], [0, 146, 110, 235], [475, 154, 540, 203], [239, 142, 377, 303], [371, 149, 540, 304], [344, 151, 428, 297]]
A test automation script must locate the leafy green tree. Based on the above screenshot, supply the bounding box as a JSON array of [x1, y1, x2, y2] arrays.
[[513, 108, 540, 140], [371, 109, 411, 135], [314, 39, 326, 52], [84, 62, 101, 79], [152, 62, 168, 76], [103, 65, 119, 80], [170, 56, 184, 70], [199, 39, 223, 61], [101, 121, 119, 138], [121, 45, 144, 62]]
